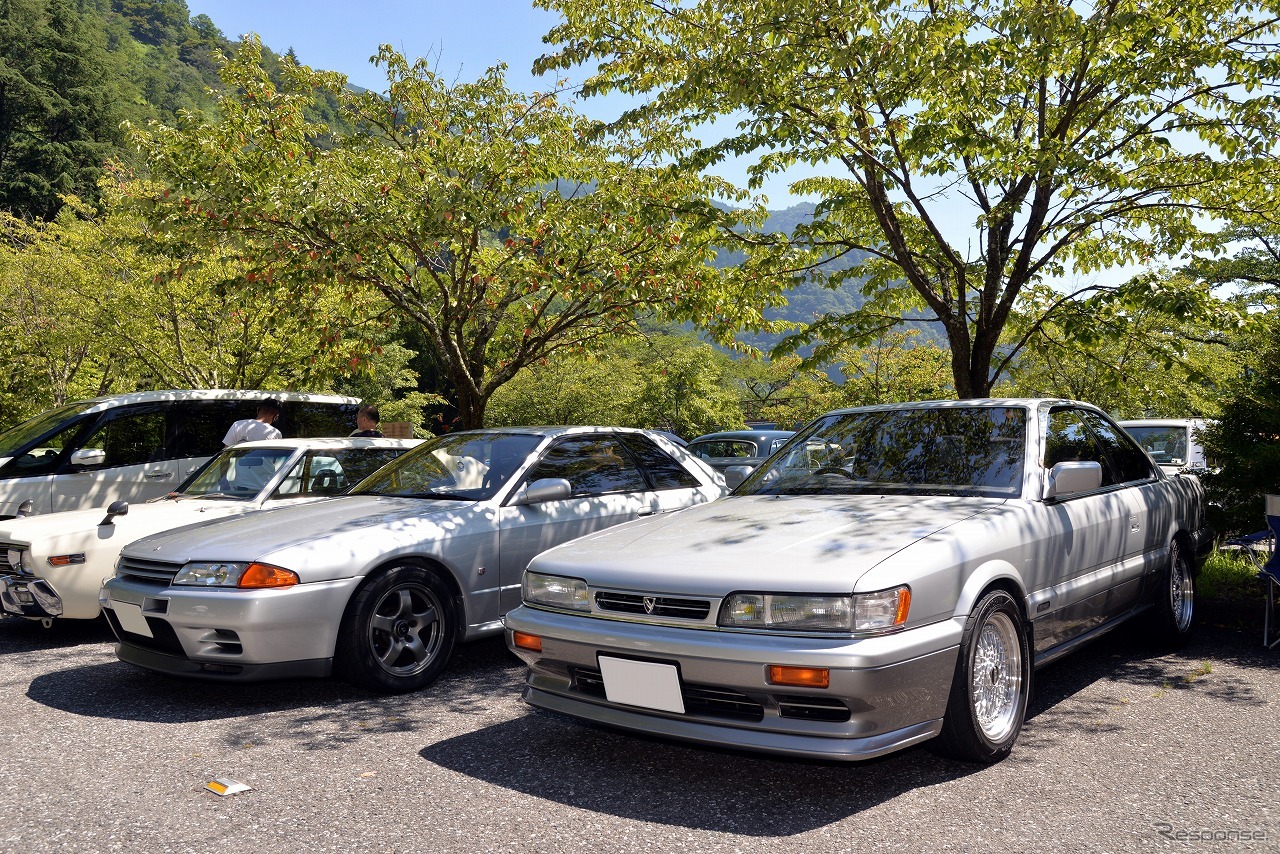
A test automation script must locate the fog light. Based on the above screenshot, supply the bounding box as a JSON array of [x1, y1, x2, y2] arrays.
[[767, 665, 830, 688], [512, 631, 542, 652]]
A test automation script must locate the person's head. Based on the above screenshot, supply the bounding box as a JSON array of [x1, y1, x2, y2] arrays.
[[356, 405, 380, 431], [256, 398, 282, 423]]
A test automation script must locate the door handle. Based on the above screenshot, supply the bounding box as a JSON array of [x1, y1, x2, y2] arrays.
[[145, 471, 173, 480]]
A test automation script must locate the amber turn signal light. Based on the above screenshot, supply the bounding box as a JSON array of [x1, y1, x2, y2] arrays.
[[237, 563, 299, 589], [512, 631, 542, 652], [767, 665, 830, 688]]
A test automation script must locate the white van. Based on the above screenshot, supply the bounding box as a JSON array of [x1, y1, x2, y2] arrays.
[[1117, 418, 1213, 474], [0, 390, 360, 517]]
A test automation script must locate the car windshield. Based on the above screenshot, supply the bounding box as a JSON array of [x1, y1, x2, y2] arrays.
[[0, 402, 94, 457], [1124, 426, 1189, 465], [352, 432, 543, 501], [180, 448, 297, 500], [739, 406, 1027, 498]]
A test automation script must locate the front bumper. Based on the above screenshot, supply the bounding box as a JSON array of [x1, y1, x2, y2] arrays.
[[0, 576, 64, 619], [101, 575, 362, 681], [504, 605, 961, 762]]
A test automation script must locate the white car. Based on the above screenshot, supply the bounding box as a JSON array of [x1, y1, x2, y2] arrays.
[[506, 399, 1214, 764], [0, 437, 421, 624], [101, 427, 726, 693]]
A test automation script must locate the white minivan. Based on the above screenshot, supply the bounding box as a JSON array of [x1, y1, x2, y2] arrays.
[[0, 390, 360, 518], [1117, 418, 1214, 474]]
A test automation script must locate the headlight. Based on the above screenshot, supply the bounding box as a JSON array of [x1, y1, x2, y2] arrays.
[[523, 571, 590, 611], [172, 562, 298, 588], [718, 586, 910, 633]]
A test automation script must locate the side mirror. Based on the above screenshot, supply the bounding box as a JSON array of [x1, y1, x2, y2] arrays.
[[99, 500, 129, 526], [70, 448, 106, 467], [724, 465, 755, 490], [16, 499, 34, 518], [1044, 461, 1102, 499], [509, 478, 572, 506]]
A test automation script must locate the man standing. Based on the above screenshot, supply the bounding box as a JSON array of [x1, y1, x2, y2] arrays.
[[349, 405, 384, 438], [223, 399, 283, 446]]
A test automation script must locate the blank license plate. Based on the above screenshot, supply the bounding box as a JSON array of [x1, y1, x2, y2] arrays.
[[598, 656, 685, 714], [112, 601, 153, 638]]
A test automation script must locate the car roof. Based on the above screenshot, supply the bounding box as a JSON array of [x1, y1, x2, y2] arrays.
[[231, 437, 424, 451], [689, 430, 796, 443], [820, 397, 1092, 417], [440, 426, 682, 440], [1116, 418, 1209, 427], [65, 389, 360, 415]]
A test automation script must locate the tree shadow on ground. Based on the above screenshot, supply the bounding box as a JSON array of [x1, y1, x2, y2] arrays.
[[0, 614, 116, 654], [22, 636, 528, 751]]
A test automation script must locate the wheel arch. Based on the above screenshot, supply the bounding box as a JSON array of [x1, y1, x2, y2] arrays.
[[954, 560, 1030, 624], [357, 555, 468, 639]]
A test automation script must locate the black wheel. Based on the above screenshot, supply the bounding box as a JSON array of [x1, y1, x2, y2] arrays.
[[1151, 539, 1195, 646], [931, 589, 1031, 763], [334, 564, 457, 694]]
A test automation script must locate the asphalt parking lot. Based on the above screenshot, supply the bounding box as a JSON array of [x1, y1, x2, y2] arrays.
[[1, 611, 1277, 853]]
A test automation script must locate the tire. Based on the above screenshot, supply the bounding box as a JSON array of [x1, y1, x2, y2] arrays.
[[1151, 538, 1195, 647], [334, 564, 457, 694], [930, 589, 1032, 764]]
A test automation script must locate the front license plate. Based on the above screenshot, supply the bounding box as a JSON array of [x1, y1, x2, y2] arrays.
[[112, 601, 154, 638], [598, 656, 685, 714]]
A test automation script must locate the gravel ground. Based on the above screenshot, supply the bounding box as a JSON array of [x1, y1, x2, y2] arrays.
[[0, 611, 1277, 853]]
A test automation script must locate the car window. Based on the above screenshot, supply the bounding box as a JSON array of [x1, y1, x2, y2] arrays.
[[741, 406, 1026, 498], [1079, 412, 1157, 484], [0, 401, 93, 457], [689, 440, 756, 459], [355, 433, 542, 501], [1123, 425, 1188, 466], [0, 413, 95, 478], [526, 436, 648, 497], [1044, 408, 1120, 487], [183, 447, 296, 499], [75, 406, 167, 470], [270, 447, 409, 498], [168, 400, 253, 458], [618, 433, 701, 490]]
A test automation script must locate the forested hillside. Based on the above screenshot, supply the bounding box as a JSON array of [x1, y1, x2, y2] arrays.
[[0, 0, 345, 221]]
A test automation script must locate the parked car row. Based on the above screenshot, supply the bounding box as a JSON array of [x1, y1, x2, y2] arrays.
[[0, 397, 1212, 765]]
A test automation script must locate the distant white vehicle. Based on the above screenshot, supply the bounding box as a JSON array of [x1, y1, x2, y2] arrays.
[[1117, 419, 1213, 474], [0, 437, 421, 624], [0, 389, 363, 518]]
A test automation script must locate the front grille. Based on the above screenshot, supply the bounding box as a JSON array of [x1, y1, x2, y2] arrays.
[[594, 591, 711, 620], [117, 556, 182, 585], [571, 666, 764, 722], [0, 543, 26, 576]]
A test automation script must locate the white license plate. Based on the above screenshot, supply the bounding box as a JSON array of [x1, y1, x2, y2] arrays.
[[112, 601, 153, 638], [598, 656, 685, 714]]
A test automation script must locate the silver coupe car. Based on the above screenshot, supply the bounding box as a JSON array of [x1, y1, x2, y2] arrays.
[[100, 427, 725, 693], [505, 399, 1213, 764]]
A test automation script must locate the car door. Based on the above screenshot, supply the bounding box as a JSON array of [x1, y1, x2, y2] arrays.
[[50, 405, 175, 512], [497, 434, 654, 614], [1078, 410, 1163, 609], [1028, 406, 1133, 652]]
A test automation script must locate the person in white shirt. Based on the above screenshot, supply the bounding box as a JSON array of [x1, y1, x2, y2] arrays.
[[222, 399, 283, 447]]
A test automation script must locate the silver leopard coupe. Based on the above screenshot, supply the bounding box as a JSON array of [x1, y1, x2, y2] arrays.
[[504, 399, 1213, 763], [101, 427, 725, 693]]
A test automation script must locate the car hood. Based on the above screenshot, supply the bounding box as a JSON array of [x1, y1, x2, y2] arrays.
[[0, 499, 266, 550], [528, 494, 1007, 596], [120, 495, 487, 573]]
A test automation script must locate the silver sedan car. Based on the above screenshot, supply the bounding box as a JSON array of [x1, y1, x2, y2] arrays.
[[505, 399, 1213, 764], [101, 427, 725, 693]]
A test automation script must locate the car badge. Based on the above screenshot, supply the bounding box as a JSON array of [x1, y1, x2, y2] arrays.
[[643, 596, 657, 614]]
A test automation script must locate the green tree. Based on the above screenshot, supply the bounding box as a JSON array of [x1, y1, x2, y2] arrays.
[[994, 273, 1238, 416], [0, 0, 125, 219], [487, 330, 744, 436], [124, 41, 777, 428], [537, 0, 1280, 397], [833, 332, 955, 409]]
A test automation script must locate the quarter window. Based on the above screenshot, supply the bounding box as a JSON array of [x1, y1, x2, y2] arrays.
[[618, 433, 700, 490]]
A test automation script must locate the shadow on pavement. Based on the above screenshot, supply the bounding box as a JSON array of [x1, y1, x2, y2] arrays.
[[0, 614, 116, 654], [22, 636, 528, 750]]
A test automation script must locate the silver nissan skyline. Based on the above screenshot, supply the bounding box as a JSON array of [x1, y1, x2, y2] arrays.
[[504, 399, 1213, 764], [101, 426, 725, 693]]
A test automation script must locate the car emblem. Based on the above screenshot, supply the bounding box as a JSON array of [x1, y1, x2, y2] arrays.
[[643, 596, 657, 614]]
